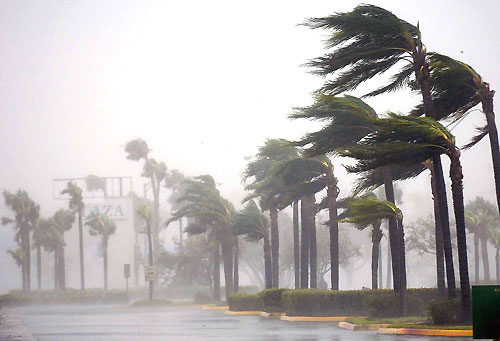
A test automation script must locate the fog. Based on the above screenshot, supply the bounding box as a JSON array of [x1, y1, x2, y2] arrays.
[[1, 0, 499, 296]]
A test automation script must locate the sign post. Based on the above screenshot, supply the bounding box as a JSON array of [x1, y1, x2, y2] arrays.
[[124, 264, 130, 294], [145, 266, 156, 302], [472, 285, 500, 339]]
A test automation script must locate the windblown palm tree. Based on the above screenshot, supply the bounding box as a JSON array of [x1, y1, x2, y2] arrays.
[[243, 139, 299, 288], [168, 175, 236, 299], [2, 190, 40, 292], [125, 139, 167, 283], [50, 209, 75, 290], [86, 212, 116, 291], [341, 114, 472, 322], [61, 182, 85, 290], [164, 169, 187, 251], [31, 219, 45, 289], [234, 200, 272, 289]]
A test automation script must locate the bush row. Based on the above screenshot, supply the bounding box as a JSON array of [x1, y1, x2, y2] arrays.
[[228, 288, 289, 312]]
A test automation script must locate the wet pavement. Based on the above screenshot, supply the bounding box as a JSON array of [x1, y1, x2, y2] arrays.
[[4, 305, 471, 341]]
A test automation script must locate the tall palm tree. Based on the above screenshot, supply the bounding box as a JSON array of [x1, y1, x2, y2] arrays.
[[465, 197, 497, 283], [168, 175, 236, 299], [125, 139, 167, 284], [86, 212, 116, 291], [302, 5, 455, 296], [61, 182, 85, 290], [31, 219, 45, 289], [243, 139, 299, 288], [50, 209, 75, 290], [234, 200, 272, 289], [2, 190, 40, 292], [137, 203, 154, 301], [341, 114, 471, 322]]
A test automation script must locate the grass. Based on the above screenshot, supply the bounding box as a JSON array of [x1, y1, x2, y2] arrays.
[[388, 323, 472, 330], [345, 316, 427, 325]]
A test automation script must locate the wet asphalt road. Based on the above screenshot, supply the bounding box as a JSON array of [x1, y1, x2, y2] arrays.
[[4, 305, 471, 341]]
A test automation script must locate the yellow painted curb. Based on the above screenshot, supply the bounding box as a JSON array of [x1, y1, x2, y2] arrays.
[[202, 306, 229, 311], [224, 311, 262, 316], [338, 322, 390, 331], [280, 316, 349, 322], [260, 312, 286, 318], [378, 328, 472, 337]]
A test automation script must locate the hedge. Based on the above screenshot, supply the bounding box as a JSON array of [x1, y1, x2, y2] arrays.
[[258, 288, 289, 312], [227, 292, 263, 311], [428, 298, 462, 325], [283, 288, 439, 317]]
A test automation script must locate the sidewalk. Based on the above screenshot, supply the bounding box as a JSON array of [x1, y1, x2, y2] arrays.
[[0, 314, 37, 340]]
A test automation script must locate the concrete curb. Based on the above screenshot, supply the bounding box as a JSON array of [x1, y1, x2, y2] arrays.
[[259, 312, 285, 318], [337, 321, 390, 331], [224, 311, 262, 316], [201, 306, 229, 311], [0, 315, 37, 340], [378, 327, 472, 337], [280, 316, 349, 322]]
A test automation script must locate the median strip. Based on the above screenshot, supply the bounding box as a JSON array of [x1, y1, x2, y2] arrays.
[[378, 327, 472, 337]]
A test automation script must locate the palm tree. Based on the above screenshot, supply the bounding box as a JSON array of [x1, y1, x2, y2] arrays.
[[61, 182, 85, 290], [125, 139, 167, 284], [339, 196, 406, 312], [31, 219, 45, 289], [291, 95, 408, 290], [338, 192, 384, 289], [243, 139, 299, 288], [341, 114, 471, 322], [164, 169, 187, 251], [86, 212, 116, 291], [137, 203, 154, 301], [37, 217, 62, 289], [168, 175, 236, 299], [234, 200, 272, 289], [489, 225, 500, 284], [2, 190, 40, 292], [51, 209, 75, 290], [302, 5, 455, 296], [465, 197, 497, 283]]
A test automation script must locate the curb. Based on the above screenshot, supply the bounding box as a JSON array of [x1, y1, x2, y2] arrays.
[[338, 321, 390, 331], [202, 306, 229, 311], [259, 312, 285, 318], [280, 316, 349, 322], [224, 311, 262, 316], [378, 327, 472, 337]]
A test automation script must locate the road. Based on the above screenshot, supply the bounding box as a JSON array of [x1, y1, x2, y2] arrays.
[[4, 305, 470, 341]]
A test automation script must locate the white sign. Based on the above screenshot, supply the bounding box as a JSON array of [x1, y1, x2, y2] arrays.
[[83, 204, 126, 219]]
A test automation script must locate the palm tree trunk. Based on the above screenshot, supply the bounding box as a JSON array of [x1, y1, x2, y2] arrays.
[[25, 228, 31, 292], [372, 223, 382, 289], [433, 154, 457, 298], [378, 242, 383, 289], [179, 218, 184, 251], [233, 238, 239, 292], [481, 90, 500, 216], [20, 230, 27, 291], [37, 246, 41, 290], [152, 178, 160, 288], [54, 250, 58, 290], [270, 206, 279, 288], [103, 238, 108, 291], [309, 194, 317, 289], [431, 172, 446, 296], [327, 173, 339, 290], [300, 197, 309, 288], [59, 245, 65, 290], [293, 201, 300, 289], [496, 246, 499, 284], [397, 218, 407, 316], [449, 154, 471, 323], [474, 234, 480, 283], [263, 234, 272, 289], [382, 166, 400, 291], [78, 206, 85, 290], [220, 236, 234, 299], [386, 237, 391, 289], [147, 224, 154, 301], [213, 241, 221, 301], [480, 237, 491, 282]]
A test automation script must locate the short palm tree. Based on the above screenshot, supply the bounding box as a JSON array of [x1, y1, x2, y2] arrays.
[[137, 203, 154, 300], [243, 139, 299, 288], [341, 114, 471, 322], [86, 212, 116, 291], [61, 181, 85, 290], [168, 175, 236, 299], [234, 200, 272, 289], [2, 190, 40, 292]]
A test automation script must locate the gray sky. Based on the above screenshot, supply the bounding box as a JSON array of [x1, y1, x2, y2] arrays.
[[1, 0, 499, 291]]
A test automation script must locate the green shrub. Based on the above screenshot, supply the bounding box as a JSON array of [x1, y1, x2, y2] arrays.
[[227, 292, 263, 311], [258, 288, 288, 312], [428, 298, 461, 325]]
